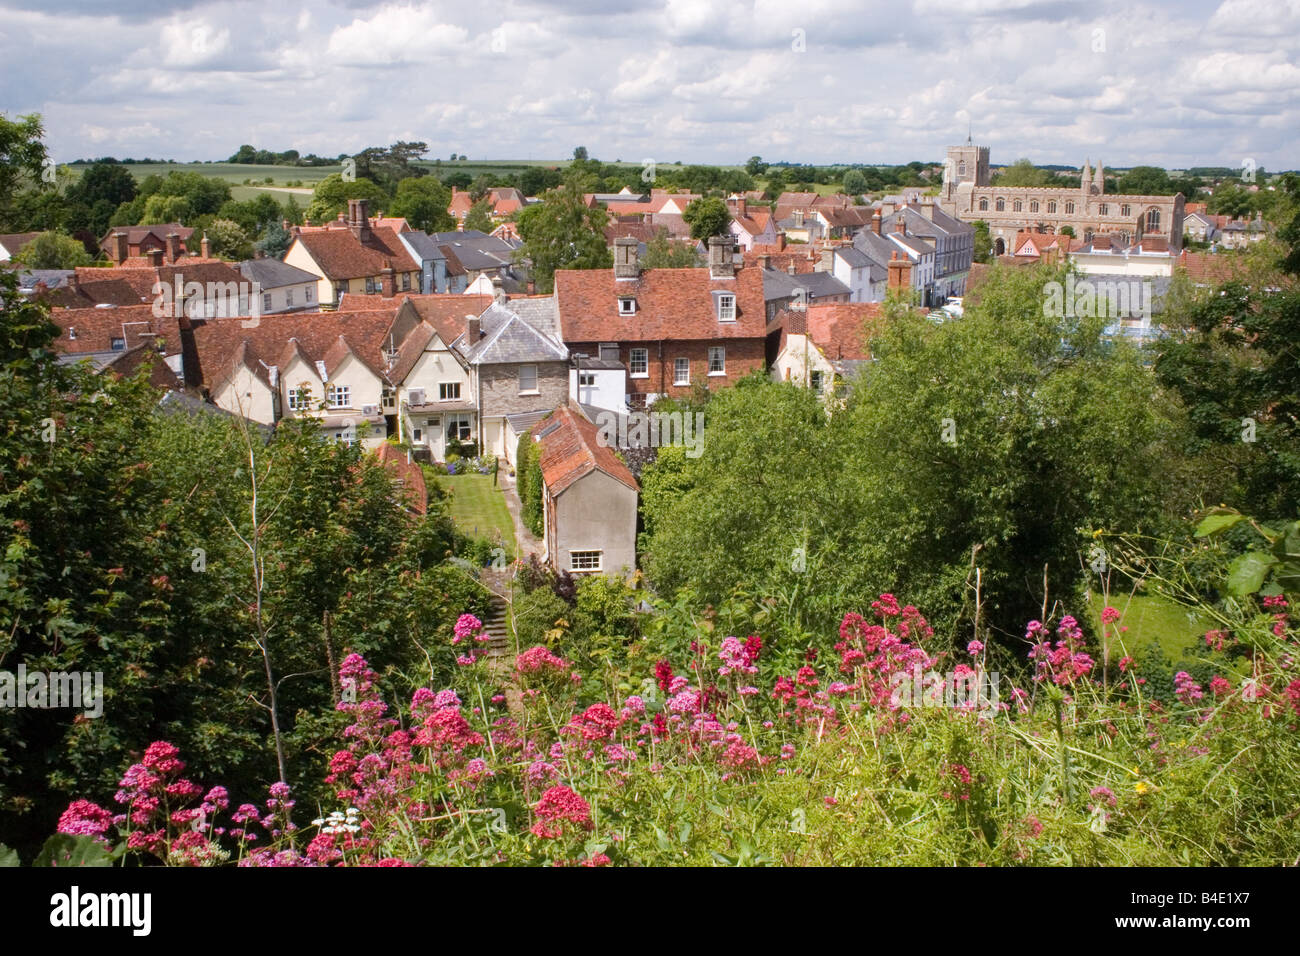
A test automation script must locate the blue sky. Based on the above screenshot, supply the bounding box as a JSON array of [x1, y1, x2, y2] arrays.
[[1, 0, 1297, 170]]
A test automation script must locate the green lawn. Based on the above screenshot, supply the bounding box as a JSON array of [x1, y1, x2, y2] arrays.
[[438, 473, 517, 555], [1087, 590, 1212, 662]]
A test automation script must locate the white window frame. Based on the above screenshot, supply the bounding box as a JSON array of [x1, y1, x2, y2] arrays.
[[287, 385, 312, 411], [447, 413, 472, 440], [674, 357, 690, 386], [708, 346, 725, 376], [326, 384, 350, 409], [285, 289, 294, 308], [618, 297, 636, 315], [629, 348, 649, 378], [305, 285, 314, 303], [518, 364, 538, 394], [439, 381, 461, 401], [716, 293, 736, 322], [570, 550, 603, 572], [262, 292, 272, 312], [810, 369, 824, 393]]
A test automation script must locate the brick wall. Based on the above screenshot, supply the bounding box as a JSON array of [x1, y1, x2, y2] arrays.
[[569, 337, 766, 403], [477, 360, 569, 417]]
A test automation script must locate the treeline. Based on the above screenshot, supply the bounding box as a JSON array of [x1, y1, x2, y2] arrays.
[[228, 145, 342, 166]]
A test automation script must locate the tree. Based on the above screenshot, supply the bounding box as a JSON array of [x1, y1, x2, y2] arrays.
[[1116, 166, 1175, 196], [464, 199, 494, 234], [573, 146, 589, 162], [991, 159, 1053, 187], [305, 173, 386, 223], [642, 228, 701, 269], [0, 112, 49, 229], [682, 196, 731, 241], [972, 220, 992, 263], [254, 220, 292, 260], [13, 231, 92, 269], [842, 169, 868, 197], [388, 175, 455, 233], [1060, 225, 1076, 238], [66, 162, 136, 212], [204, 219, 253, 260], [745, 156, 768, 176], [515, 173, 612, 293]]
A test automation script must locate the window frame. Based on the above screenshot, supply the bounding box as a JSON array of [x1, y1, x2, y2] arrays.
[[518, 364, 538, 394], [673, 357, 690, 386], [708, 346, 725, 376], [262, 292, 272, 312], [716, 292, 736, 322], [570, 550, 603, 572], [326, 384, 350, 409], [629, 347, 649, 378], [439, 381, 462, 402], [618, 297, 636, 315]]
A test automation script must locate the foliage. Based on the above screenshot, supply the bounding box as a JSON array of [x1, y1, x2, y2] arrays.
[[0, 112, 48, 228], [682, 196, 731, 241], [388, 175, 455, 233], [464, 199, 494, 234], [1115, 166, 1175, 196], [515, 172, 611, 293], [515, 430, 544, 537], [642, 228, 700, 269], [305, 174, 387, 224], [13, 231, 92, 268], [203, 218, 253, 260], [991, 159, 1054, 188]]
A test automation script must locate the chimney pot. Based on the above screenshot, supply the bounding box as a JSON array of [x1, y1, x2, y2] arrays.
[[200, 234, 211, 259]]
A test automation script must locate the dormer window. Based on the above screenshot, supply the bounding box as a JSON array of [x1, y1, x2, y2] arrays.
[[110, 337, 125, 351], [714, 292, 736, 322], [68, 327, 77, 341], [618, 297, 636, 315]]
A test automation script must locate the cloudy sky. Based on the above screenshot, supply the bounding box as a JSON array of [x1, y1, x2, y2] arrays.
[[2, 0, 1298, 170]]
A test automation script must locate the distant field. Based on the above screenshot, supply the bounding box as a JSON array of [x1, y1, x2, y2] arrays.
[[67, 162, 344, 187]]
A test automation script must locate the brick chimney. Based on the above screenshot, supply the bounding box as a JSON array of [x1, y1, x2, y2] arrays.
[[887, 250, 912, 292], [818, 248, 834, 272], [200, 234, 211, 259], [148, 248, 164, 268], [758, 254, 771, 270], [726, 194, 747, 219], [613, 236, 640, 279], [111, 231, 128, 263], [166, 232, 181, 263], [871, 211, 882, 235], [349, 199, 372, 242], [66, 271, 79, 296], [708, 236, 735, 279], [380, 262, 395, 297], [467, 315, 481, 341]]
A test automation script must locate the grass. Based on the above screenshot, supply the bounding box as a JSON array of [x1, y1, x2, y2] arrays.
[[438, 473, 516, 555], [1087, 590, 1212, 662]]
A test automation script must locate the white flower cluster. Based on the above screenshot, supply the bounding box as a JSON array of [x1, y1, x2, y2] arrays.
[[311, 807, 361, 834]]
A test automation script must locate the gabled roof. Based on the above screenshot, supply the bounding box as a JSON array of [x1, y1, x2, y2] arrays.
[[424, 231, 518, 272], [40, 276, 146, 308], [337, 292, 493, 347], [100, 223, 194, 246], [762, 268, 851, 302], [290, 226, 418, 280], [237, 258, 320, 290], [456, 301, 568, 365], [554, 264, 765, 343], [50, 304, 183, 356], [531, 404, 638, 496], [0, 232, 42, 256]]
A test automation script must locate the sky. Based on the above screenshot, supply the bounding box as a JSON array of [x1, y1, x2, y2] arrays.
[[2, 0, 1298, 171]]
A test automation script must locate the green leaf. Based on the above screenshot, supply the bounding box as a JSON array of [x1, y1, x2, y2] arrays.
[[1194, 512, 1246, 537], [32, 834, 115, 867], [1226, 551, 1277, 597], [0, 844, 20, 867]]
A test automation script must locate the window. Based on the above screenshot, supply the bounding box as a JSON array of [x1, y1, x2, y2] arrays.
[[1099, 204, 1109, 216], [1121, 203, 1131, 218], [978, 198, 988, 211], [334, 282, 346, 303], [599, 343, 619, 361], [716, 293, 736, 321], [68, 327, 77, 341], [1012, 199, 1022, 212], [518, 364, 538, 393], [401, 273, 411, 291], [439, 382, 461, 401], [810, 370, 824, 393], [285, 289, 294, 308], [426, 416, 440, 427], [674, 357, 690, 385], [577, 371, 596, 389], [570, 550, 603, 572], [995, 198, 1005, 211], [630, 348, 648, 377], [1146, 208, 1160, 231], [958, 161, 967, 176], [618, 297, 636, 315], [287, 386, 312, 410], [447, 414, 472, 440], [708, 346, 725, 375], [110, 337, 125, 351], [1065, 201, 1075, 214], [263, 292, 272, 312], [365, 277, 376, 293], [413, 428, 422, 442], [326, 385, 350, 408], [1029, 200, 1039, 212], [305, 285, 314, 303], [1047, 201, 1057, 214]]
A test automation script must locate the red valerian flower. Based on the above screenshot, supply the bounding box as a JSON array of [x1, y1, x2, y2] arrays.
[[530, 785, 593, 839]]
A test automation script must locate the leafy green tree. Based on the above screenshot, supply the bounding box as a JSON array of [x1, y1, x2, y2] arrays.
[[991, 159, 1053, 187], [745, 156, 768, 176], [642, 228, 700, 269], [141, 194, 193, 225], [972, 220, 992, 263], [388, 175, 455, 233], [1208, 183, 1253, 219], [12, 231, 91, 268], [515, 173, 611, 293], [66, 162, 136, 212], [305, 173, 386, 223], [682, 196, 731, 241], [842, 169, 867, 197], [254, 220, 292, 259], [464, 199, 494, 234], [1116, 166, 1175, 196], [204, 218, 252, 260], [0, 112, 49, 229], [573, 146, 589, 162]]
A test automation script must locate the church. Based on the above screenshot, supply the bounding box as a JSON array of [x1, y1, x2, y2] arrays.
[[937, 143, 1185, 257]]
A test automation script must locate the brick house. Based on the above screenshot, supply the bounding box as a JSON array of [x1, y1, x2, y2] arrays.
[[283, 199, 421, 306], [554, 236, 767, 407]]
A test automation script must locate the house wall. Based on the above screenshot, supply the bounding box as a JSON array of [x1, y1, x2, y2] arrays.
[[257, 281, 319, 314], [772, 332, 835, 392], [566, 337, 766, 405], [322, 353, 383, 414], [279, 355, 322, 415], [475, 361, 568, 458], [283, 242, 335, 307], [213, 369, 276, 425], [552, 469, 638, 579], [569, 366, 627, 412], [400, 347, 473, 459]]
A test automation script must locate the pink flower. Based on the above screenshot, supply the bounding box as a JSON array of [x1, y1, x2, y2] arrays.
[[57, 799, 113, 837], [530, 785, 593, 839], [966, 640, 984, 656], [453, 613, 484, 645], [1174, 671, 1204, 706], [1101, 606, 1122, 625]]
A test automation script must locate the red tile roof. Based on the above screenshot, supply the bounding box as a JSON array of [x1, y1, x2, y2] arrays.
[[50, 304, 183, 356], [1177, 250, 1253, 285], [291, 226, 418, 280], [553, 264, 765, 342], [532, 404, 638, 496], [336, 292, 492, 346], [801, 302, 883, 361]]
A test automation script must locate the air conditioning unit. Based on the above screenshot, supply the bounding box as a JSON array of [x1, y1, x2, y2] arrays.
[[407, 388, 425, 405], [361, 404, 378, 417]]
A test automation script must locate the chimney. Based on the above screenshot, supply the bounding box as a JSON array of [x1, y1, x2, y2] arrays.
[[148, 248, 164, 268], [349, 199, 372, 242], [527, 279, 536, 294], [917, 200, 934, 221], [758, 254, 771, 270], [200, 234, 211, 259], [66, 272, 79, 296], [614, 236, 641, 279], [380, 262, 395, 298], [467, 316, 481, 341], [708, 235, 735, 279], [166, 232, 181, 264], [726, 194, 747, 219], [787, 259, 796, 275], [491, 275, 506, 304], [111, 231, 128, 263], [871, 211, 882, 235], [887, 250, 912, 292], [818, 248, 834, 272]]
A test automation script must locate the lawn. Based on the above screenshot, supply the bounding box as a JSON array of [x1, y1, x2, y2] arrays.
[[437, 473, 517, 556], [1087, 590, 1212, 663]]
